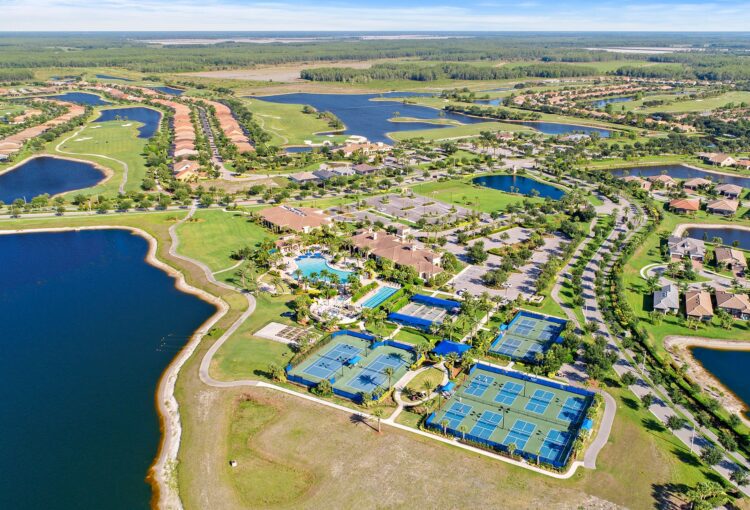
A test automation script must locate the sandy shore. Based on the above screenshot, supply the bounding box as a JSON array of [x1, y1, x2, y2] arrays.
[[664, 335, 750, 423], [0, 225, 229, 510]]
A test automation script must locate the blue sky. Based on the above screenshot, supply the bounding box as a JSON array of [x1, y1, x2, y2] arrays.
[[3, 0, 750, 31]]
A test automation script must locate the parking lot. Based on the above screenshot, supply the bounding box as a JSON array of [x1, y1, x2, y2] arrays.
[[365, 193, 484, 226]]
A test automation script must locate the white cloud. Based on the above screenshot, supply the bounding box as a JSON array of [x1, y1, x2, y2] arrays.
[[2, 0, 750, 31]]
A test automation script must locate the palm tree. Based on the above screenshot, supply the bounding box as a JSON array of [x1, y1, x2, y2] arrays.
[[384, 367, 395, 390], [458, 425, 467, 440], [372, 408, 384, 433]]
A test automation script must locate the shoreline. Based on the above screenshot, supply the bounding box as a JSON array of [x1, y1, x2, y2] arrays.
[[0, 153, 113, 186], [673, 223, 750, 238], [664, 335, 750, 425], [0, 224, 230, 510]]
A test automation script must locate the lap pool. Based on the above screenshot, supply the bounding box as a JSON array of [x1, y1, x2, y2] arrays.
[[360, 286, 399, 308]]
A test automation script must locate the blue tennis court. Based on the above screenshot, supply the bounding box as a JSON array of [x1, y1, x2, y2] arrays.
[[444, 402, 472, 429], [525, 389, 554, 414], [558, 397, 587, 423], [495, 381, 523, 405], [494, 337, 522, 357], [539, 429, 570, 464], [470, 410, 503, 440], [504, 419, 536, 450], [346, 353, 408, 392], [302, 343, 362, 380], [465, 374, 494, 397]]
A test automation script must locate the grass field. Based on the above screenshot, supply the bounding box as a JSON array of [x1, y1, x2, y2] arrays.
[[46, 113, 150, 196], [242, 97, 349, 146], [404, 367, 445, 393], [640, 91, 750, 114], [176, 209, 277, 272], [389, 120, 534, 142], [411, 177, 540, 213]]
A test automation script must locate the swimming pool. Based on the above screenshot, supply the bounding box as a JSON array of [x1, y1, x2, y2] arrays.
[[361, 286, 399, 308], [294, 253, 354, 283]]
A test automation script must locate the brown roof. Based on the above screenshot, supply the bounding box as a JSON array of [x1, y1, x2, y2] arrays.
[[706, 198, 739, 213], [0, 100, 85, 156], [715, 291, 750, 314], [714, 246, 747, 268], [716, 183, 743, 195], [647, 174, 676, 186], [685, 290, 714, 318], [259, 206, 331, 232], [683, 177, 712, 188], [206, 100, 254, 153], [669, 198, 701, 212], [350, 230, 442, 277]]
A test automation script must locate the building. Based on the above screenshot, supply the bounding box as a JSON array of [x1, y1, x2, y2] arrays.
[[352, 163, 378, 175], [714, 246, 748, 273], [622, 176, 651, 191], [258, 206, 332, 233], [715, 291, 750, 320], [706, 198, 739, 216], [173, 160, 200, 181], [312, 169, 336, 181], [350, 229, 442, 279], [716, 183, 743, 199], [683, 177, 712, 190], [331, 166, 356, 177], [288, 172, 320, 184], [340, 141, 391, 158], [685, 290, 714, 321], [206, 100, 254, 154], [653, 284, 679, 314], [700, 152, 736, 167], [668, 198, 701, 214], [647, 174, 677, 188], [667, 236, 705, 261]]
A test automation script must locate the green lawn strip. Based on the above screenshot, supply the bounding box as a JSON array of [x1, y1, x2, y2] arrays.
[[410, 177, 539, 213], [640, 91, 750, 114], [176, 209, 277, 272], [404, 367, 445, 394], [388, 120, 534, 142], [393, 327, 438, 345]]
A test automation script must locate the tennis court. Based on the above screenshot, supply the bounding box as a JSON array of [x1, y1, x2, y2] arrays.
[[427, 364, 593, 468], [489, 310, 567, 362], [388, 294, 461, 330], [288, 331, 416, 401]]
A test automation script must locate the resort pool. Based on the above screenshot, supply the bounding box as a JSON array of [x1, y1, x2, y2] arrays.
[[473, 174, 565, 200], [95, 107, 162, 139], [294, 253, 354, 282], [0, 156, 106, 203], [361, 286, 399, 308]]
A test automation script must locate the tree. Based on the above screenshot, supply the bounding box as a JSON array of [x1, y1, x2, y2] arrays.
[[384, 367, 395, 390], [699, 445, 723, 466], [641, 393, 654, 408], [467, 241, 488, 264], [730, 467, 749, 487], [686, 481, 729, 510], [666, 415, 686, 431], [372, 408, 384, 433], [620, 371, 637, 386]]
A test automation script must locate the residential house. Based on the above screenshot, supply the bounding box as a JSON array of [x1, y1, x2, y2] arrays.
[[714, 246, 748, 273], [667, 236, 705, 261], [331, 166, 356, 177], [669, 198, 701, 214], [647, 174, 677, 188], [683, 177, 712, 190], [288, 172, 320, 184], [622, 176, 652, 191], [352, 163, 378, 175], [653, 284, 679, 314], [700, 152, 736, 167], [173, 160, 200, 182], [685, 290, 714, 321], [716, 183, 743, 199], [312, 169, 336, 181], [706, 198, 739, 216], [715, 291, 750, 320]]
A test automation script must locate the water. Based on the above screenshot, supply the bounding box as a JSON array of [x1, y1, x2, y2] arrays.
[[473, 174, 565, 200], [0, 230, 216, 509], [95, 74, 134, 82], [684, 227, 750, 250], [151, 86, 185, 96], [691, 347, 750, 419], [95, 107, 162, 139], [516, 121, 612, 138], [361, 286, 399, 308], [294, 253, 354, 282], [0, 156, 105, 203], [255, 93, 486, 144], [45, 92, 111, 106], [475, 98, 505, 106], [592, 96, 633, 108], [285, 146, 314, 153], [609, 164, 750, 189]]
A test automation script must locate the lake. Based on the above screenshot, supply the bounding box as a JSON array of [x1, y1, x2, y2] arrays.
[[96, 107, 162, 139], [46, 92, 111, 106], [684, 227, 750, 250], [592, 96, 633, 108], [254, 93, 486, 144], [609, 164, 750, 189], [95, 74, 134, 82], [475, 98, 505, 106], [473, 174, 565, 200], [0, 156, 105, 203], [0, 229, 216, 509], [691, 347, 750, 419], [151, 86, 185, 96], [517, 121, 613, 138]]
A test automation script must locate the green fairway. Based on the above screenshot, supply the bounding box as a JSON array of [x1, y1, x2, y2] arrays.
[[389, 120, 534, 142], [243, 97, 349, 146], [410, 176, 544, 213], [176, 209, 277, 273], [640, 91, 750, 114]]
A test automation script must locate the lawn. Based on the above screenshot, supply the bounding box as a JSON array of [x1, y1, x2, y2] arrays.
[[641, 91, 750, 114], [388, 120, 534, 142], [404, 367, 444, 394], [45, 114, 150, 196], [393, 327, 437, 345], [243, 97, 349, 146], [176, 209, 277, 272], [411, 177, 540, 213]]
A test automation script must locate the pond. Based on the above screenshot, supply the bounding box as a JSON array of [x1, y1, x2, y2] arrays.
[[516, 121, 613, 138], [691, 347, 750, 419], [95, 107, 162, 139], [473, 174, 565, 200], [0, 156, 105, 203], [95, 74, 134, 82], [0, 229, 216, 509], [46, 92, 111, 106], [592, 96, 633, 108], [683, 227, 750, 250], [151, 86, 185, 96], [475, 98, 505, 106], [609, 164, 750, 189], [254, 93, 486, 144]]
